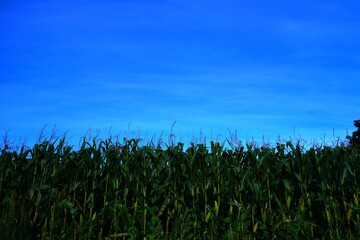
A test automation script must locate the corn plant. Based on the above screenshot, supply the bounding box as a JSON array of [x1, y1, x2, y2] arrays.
[[1, 129, 360, 239]]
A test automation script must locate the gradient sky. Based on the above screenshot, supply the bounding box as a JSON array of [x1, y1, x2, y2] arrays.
[[1, 0, 359, 149]]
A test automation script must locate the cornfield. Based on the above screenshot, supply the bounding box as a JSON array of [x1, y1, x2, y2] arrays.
[[1, 132, 360, 239]]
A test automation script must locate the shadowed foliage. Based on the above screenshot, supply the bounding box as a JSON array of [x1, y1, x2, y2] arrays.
[[347, 119, 360, 148], [1, 124, 360, 239]]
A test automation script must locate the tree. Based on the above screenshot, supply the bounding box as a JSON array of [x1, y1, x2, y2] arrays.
[[346, 119, 360, 148]]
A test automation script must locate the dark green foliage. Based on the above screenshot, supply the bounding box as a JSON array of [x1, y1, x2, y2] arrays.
[[347, 119, 360, 148], [1, 136, 360, 239]]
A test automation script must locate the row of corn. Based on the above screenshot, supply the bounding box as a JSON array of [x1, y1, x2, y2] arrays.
[[1, 136, 360, 239]]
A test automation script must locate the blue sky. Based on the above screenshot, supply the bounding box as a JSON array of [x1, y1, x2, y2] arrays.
[[1, 0, 359, 149]]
